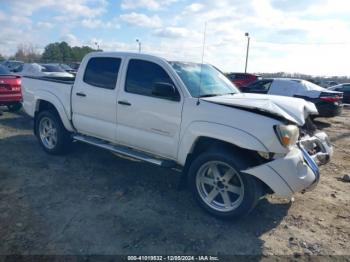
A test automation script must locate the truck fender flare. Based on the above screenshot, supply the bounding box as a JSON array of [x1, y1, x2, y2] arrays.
[[177, 121, 269, 166], [34, 90, 74, 132]]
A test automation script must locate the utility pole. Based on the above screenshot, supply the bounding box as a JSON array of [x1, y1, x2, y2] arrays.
[[244, 32, 250, 73], [136, 39, 141, 53]]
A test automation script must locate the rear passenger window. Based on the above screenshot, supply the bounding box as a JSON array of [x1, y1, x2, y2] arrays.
[[125, 59, 176, 97], [83, 57, 121, 89]]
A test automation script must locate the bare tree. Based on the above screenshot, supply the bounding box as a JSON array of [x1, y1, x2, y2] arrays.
[[14, 43, 41, 62]]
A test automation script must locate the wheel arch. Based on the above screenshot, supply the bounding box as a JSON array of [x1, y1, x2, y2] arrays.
[[179, 136, 274, 195], [34, 97, 74, 134], [177, 121, 269, 166]]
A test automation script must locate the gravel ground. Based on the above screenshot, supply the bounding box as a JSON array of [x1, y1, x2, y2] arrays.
[[0, 107, 349, 257]]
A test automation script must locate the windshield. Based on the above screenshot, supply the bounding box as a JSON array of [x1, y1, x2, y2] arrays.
[[41, 64, 65, 72], [301, 80, 327, 92], [170, 62, 239, 97]]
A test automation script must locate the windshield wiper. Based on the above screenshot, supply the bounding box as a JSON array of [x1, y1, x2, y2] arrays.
[[198, 94, 223, 98]]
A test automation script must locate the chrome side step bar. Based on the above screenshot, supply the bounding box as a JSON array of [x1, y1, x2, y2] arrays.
[[72, 134, 177, 168]]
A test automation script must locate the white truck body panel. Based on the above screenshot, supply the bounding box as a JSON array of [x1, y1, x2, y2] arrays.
[[115, 54, 185, 159], [22, 77, 74, 132]]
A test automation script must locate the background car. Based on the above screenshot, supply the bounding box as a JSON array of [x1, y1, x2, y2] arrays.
[[68, 62, 81, 71], [56, 63, 77, 75], [2, 60, 24, 72], [226, 73, 260, 88], [244, 78, 343, 117], [18, 63, 74, 78], [328, 83, 350, 104], [0, 64, 22, 112], [322, 80, 339, 88]]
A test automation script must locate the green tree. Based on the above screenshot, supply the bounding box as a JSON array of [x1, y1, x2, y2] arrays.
[[41, 42, 99, 63], [41, 43, 63, 62], [0, 53, 5, 62], [71, 45, 96, 62], [59, 42, 73, 62]]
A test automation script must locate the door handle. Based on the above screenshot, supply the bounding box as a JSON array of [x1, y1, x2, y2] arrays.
[[76, 92, 86, 97], [118, 100, 131, 106]]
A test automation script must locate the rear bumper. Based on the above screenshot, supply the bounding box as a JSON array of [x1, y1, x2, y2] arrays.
[[316, 103, 343, 117], [243, 132, 332, 197], [0, 94, 22, 104]]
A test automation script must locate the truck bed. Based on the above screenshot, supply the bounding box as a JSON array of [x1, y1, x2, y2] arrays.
[[21, 76, 74, 120]]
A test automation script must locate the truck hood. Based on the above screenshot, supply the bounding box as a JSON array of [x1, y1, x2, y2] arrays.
[[201, 93, 318, 126]]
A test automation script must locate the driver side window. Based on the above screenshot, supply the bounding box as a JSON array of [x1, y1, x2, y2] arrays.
[[125, 59, 179, 100]]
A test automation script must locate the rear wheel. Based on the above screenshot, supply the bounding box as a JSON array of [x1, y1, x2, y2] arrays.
[[35, 110, 71, 155], [7, 102, 22, 112], [188, 148, 262, 219]]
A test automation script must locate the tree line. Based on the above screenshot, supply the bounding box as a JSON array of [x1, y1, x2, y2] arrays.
[[0, 42, 100, 63]]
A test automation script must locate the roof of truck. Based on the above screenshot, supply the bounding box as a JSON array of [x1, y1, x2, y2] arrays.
[[87, 51, 166, 60]]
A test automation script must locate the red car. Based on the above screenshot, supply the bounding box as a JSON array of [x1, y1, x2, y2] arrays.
[[226, 73, 260, 88], [0, 64, 22, 112]]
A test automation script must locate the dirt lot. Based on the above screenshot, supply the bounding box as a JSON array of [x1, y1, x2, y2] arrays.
[[0, 107, 349, 257]]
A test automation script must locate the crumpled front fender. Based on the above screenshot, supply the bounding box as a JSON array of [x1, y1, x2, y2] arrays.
[[242, 147, 317, 197]]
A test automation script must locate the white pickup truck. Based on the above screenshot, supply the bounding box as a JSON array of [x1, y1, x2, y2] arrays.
[[22, 52, 333, 218]]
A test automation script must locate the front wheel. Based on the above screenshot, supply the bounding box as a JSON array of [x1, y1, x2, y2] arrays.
[[7, 102, 22, 112], [188, 149, 262, 219], [35, 110, 71, 155]]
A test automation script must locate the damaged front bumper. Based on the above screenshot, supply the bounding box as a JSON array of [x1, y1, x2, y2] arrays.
[[299, 132, 333, 166], [243, 132, 332, 197]]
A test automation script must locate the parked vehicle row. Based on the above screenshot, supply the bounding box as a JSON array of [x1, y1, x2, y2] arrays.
[[1, 60, 24, 72], [226, 72, 260, 88], [1, 60, 78, 78], [226, 73, 346, 117], [17, 63, 75, 78], [21, 52, 333, 219], [242, 78, 343, 118]]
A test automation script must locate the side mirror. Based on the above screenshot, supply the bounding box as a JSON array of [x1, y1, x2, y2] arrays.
[[152, 82, 179, 101]]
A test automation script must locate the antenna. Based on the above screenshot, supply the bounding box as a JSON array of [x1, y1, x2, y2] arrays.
[[197, 21, 207, 106]]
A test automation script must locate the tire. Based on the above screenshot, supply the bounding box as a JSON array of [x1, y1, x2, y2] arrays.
[[188, 148, 263, 219], [35, 110, 71, 155], [7, 102, 22, 112]]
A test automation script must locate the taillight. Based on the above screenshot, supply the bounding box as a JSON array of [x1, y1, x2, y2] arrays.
[[320, 96, 341, 102]]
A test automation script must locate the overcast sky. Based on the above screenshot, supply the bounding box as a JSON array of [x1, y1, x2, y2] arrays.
[[1, 0, 350, 76]]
